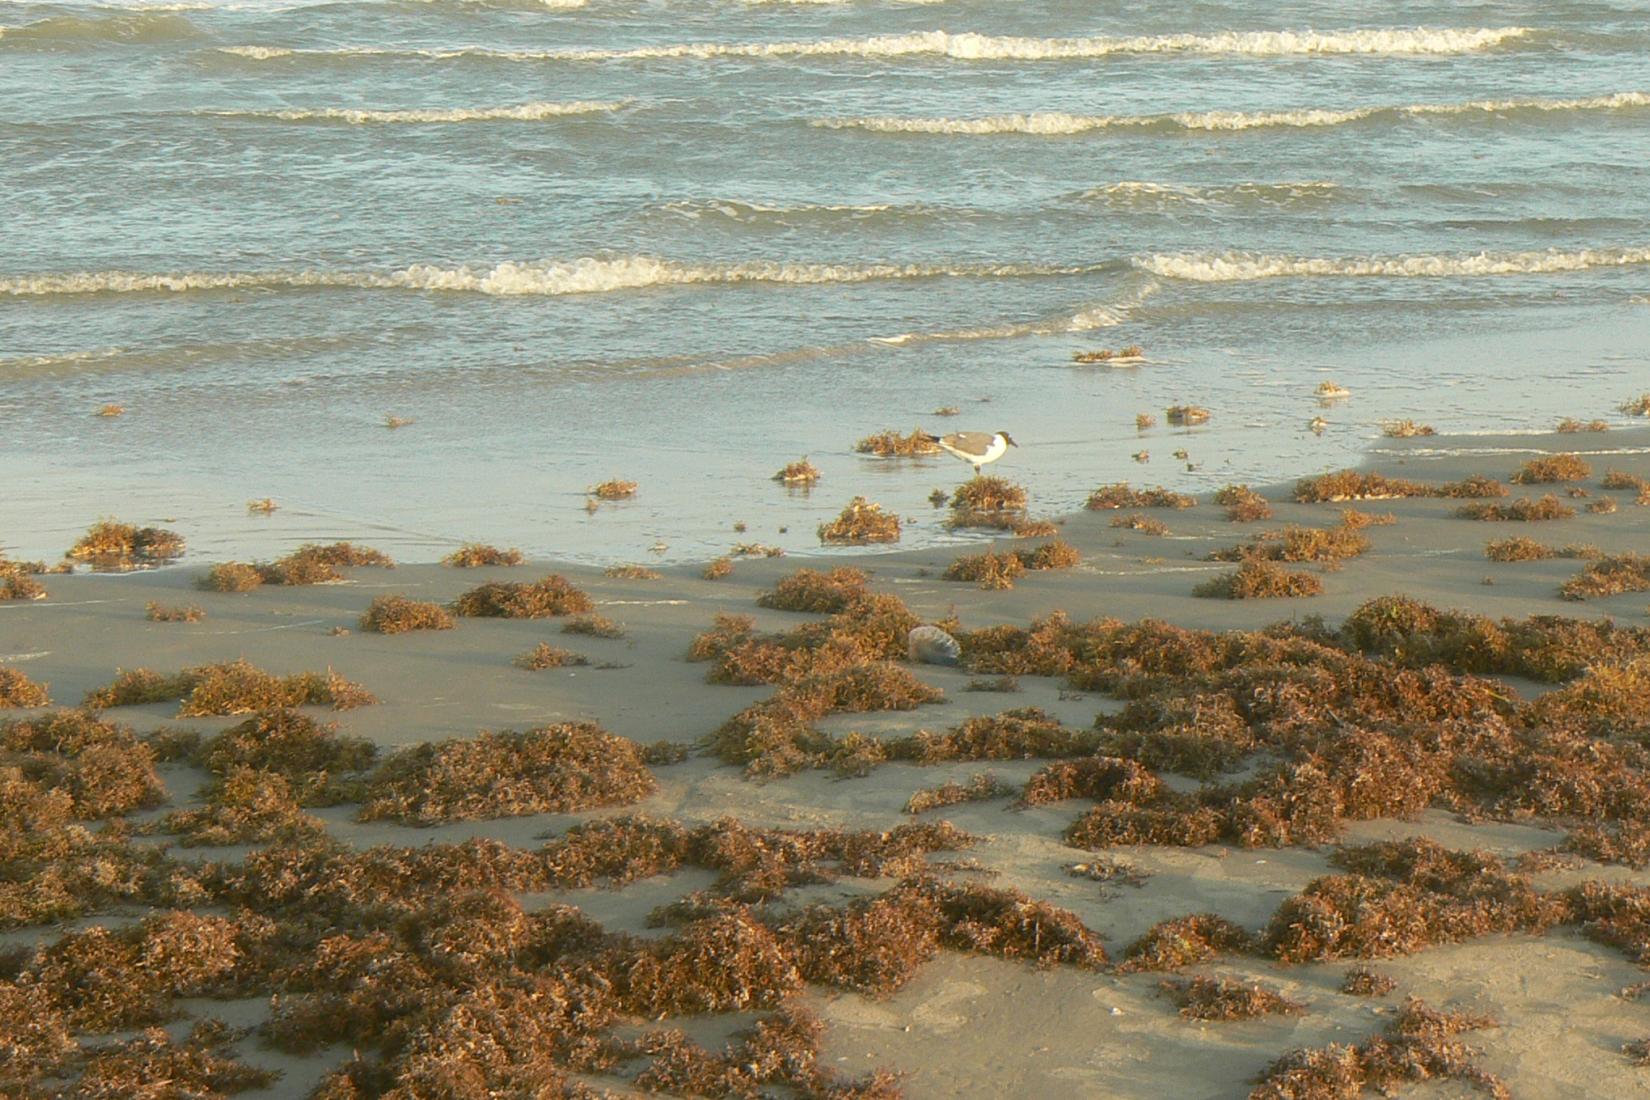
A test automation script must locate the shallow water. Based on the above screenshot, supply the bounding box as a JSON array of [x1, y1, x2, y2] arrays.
[[2, 0, 1648, 563]]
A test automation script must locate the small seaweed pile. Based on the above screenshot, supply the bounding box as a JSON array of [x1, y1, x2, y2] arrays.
[[1484, 537, 1597, 562], [1162, 976, 1304, 1021], [0, 550, 49, 601], [1559, 553, 1650, 601], [0, 667, 51, 708], [1381, 420, 1436, 438], [818, 497, 901, 544], [773, 457, 822, 485], [84, 659, 376, 715], [202, 542, 393, 591], [1086, 483, 1196, 510], [855, 429, 942, 457], [359, 595, 455, 634], [1209, 522, 1370, 564], [1557, 417, 1610, 433], [1251, 998, 1504, 1100], [1215, 484, 1274, 522], [591, 478, 638, 500], [1512, 453, 1592, 484], [1456, 494, 1575, 522], [1292, 471, 1506, 503], [358, 722, 657, 824], [947, 476, 1029, 530], [943, 540, 1081, 590], [451, 574, 593, 618], [442, 543, 524, 567], [1193, 559, 1323, 599], [64, 519, 184, 571]]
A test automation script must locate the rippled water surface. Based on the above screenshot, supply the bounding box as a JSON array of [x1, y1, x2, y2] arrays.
[[3, 0, 1648, 561]]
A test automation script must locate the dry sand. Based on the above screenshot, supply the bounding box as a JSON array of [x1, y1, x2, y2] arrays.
[[5, 428, 1650, 1097]]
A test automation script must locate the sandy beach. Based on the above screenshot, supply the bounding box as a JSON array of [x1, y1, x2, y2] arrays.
[[6, 427, 1650, 1097]]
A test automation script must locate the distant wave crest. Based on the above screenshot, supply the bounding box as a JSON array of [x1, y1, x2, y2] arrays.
[[1138, 246, 1650, 281], [211, 26, 1532, 64], [1, 257, 1096, 298], [821, 93, 1650, 135], [203, 100, 622, 123]]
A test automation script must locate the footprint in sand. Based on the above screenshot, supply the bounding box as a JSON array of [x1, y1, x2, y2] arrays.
[[912, 980, 987, 1034]]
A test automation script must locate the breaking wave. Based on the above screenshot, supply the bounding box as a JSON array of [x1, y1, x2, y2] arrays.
[[0, 10, 200, 44], [1081, 180, 1341, 208], [1137, 246, 1650, 282], [1, 257, 1099, 297], [202, 101, 622, 124], [210, 26, 1533, 64], [820, 93, 1650, 135]]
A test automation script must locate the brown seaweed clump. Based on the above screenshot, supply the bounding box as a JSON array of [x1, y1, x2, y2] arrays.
[[758, 567, 869, 613], [1120, 914, 1255, 972], [515, 643, 588, 670], [359, 595, 455, 634], [855, 429, 942, 457], [1559, 554, 1650, 600], [144, 602, 203, 623], [1621, 393, 1650, 416], [442, 544, 524, 567], [1512, 453, 1592, 484], [605, 563, 662, 580], [1341, 967, 1398, 996], [84, 659, 375, 715], [1456, 495, 1576, 522], [1194, 560, 1323, 599], [1073, 345, 1143, 363], [358, 722, 657, 824], [199, 562, 264, 593], [948, 476, 1029, 529], [943, 551, 1024, 591], [1557, 417, 1610, 433], [1085, 483, 1195, 510], [1210, 524, 1370, 564], [1111, 513, 1170, 535], [163, 767, 327, 846], [1250, 998, 1503, 1100], [903, 773, 1012, 814], [563, 613, 624, 638], [193, 709, 375, 804], [1166, 405, 1211, 426], [1290, 471, 1508, 503], [1381, 419, 1436, 438], [1, 552, 49, 601], [1163, 976, 1304, 1021], [64, 520, 184, 570], [819, 497, 901, 544], [1484, 537, 1597, 562], [1215, 484, 1274, 522], [773, 457, 822, 485], [451, 574, 593, 618], [590, 479, 638, 500], [0, 667, 51, 708], [703, 557, 734, 580]]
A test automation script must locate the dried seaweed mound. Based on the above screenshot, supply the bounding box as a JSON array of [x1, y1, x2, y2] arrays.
[[1163, 976, 1304, 1021], [84, 659, 375, 715], [855, 429, 942, 457], [359, 595, 456, 634], [1194, 560, 1324, 599], [0, 667, 51, 708], [442, 543, 525, 567], [757, 567, 869, 613], [1560, 553, 1650, 601], [1086, 483, 1195, 510], [194, 709, 375, 804], [1120, 914, 1255, 971], [948, 476, 1030, 529], [819, 497, 901, 544], [358, 722, 657, 824], [451, 574, 594, 618], [64, 519, 185, 570], [1512, 453, 1591, 484]]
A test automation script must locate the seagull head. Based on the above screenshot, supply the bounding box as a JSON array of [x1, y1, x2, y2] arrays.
[[997, 432, 1018, 448]]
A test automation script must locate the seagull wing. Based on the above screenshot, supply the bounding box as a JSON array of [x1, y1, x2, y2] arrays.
[[940, 431, 996, 456]]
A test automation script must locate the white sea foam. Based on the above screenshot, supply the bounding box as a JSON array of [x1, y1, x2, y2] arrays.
[[218, 45, 293, 59], [874, 283, 1156, 346], [204, 100, 623, 123], [0, 257, 1093, 297], [211, 26, 1531, 65], [1137, 246, 1650, 282], [821, 93, 1650, 135]]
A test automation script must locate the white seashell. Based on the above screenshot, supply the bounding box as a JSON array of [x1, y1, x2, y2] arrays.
[[907, 625, 961, 666]]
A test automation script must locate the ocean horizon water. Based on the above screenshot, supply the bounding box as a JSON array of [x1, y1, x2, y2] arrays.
[[3, 0, 1648, 563]]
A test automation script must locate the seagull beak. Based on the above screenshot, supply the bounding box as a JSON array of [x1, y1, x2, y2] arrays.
[[1003, 433, 1018, 447]]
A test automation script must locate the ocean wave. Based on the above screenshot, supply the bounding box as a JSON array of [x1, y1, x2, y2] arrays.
[[874, 283, 1157, 346], [210, 26, 1532, 65], [0, 10, 198, 44], [1081, 180, 1341, 208], [203, 101, 623, 123], [1137, 246, 1650, 282], [1, 257, 1098, 298], [821, 92, 1650, 135]]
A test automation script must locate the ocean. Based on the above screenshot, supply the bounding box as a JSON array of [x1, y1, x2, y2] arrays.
[[3, 0, 1648, 564]]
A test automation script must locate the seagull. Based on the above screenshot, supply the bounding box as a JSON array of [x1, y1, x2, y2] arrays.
[[923, 430, 1017, 474]]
